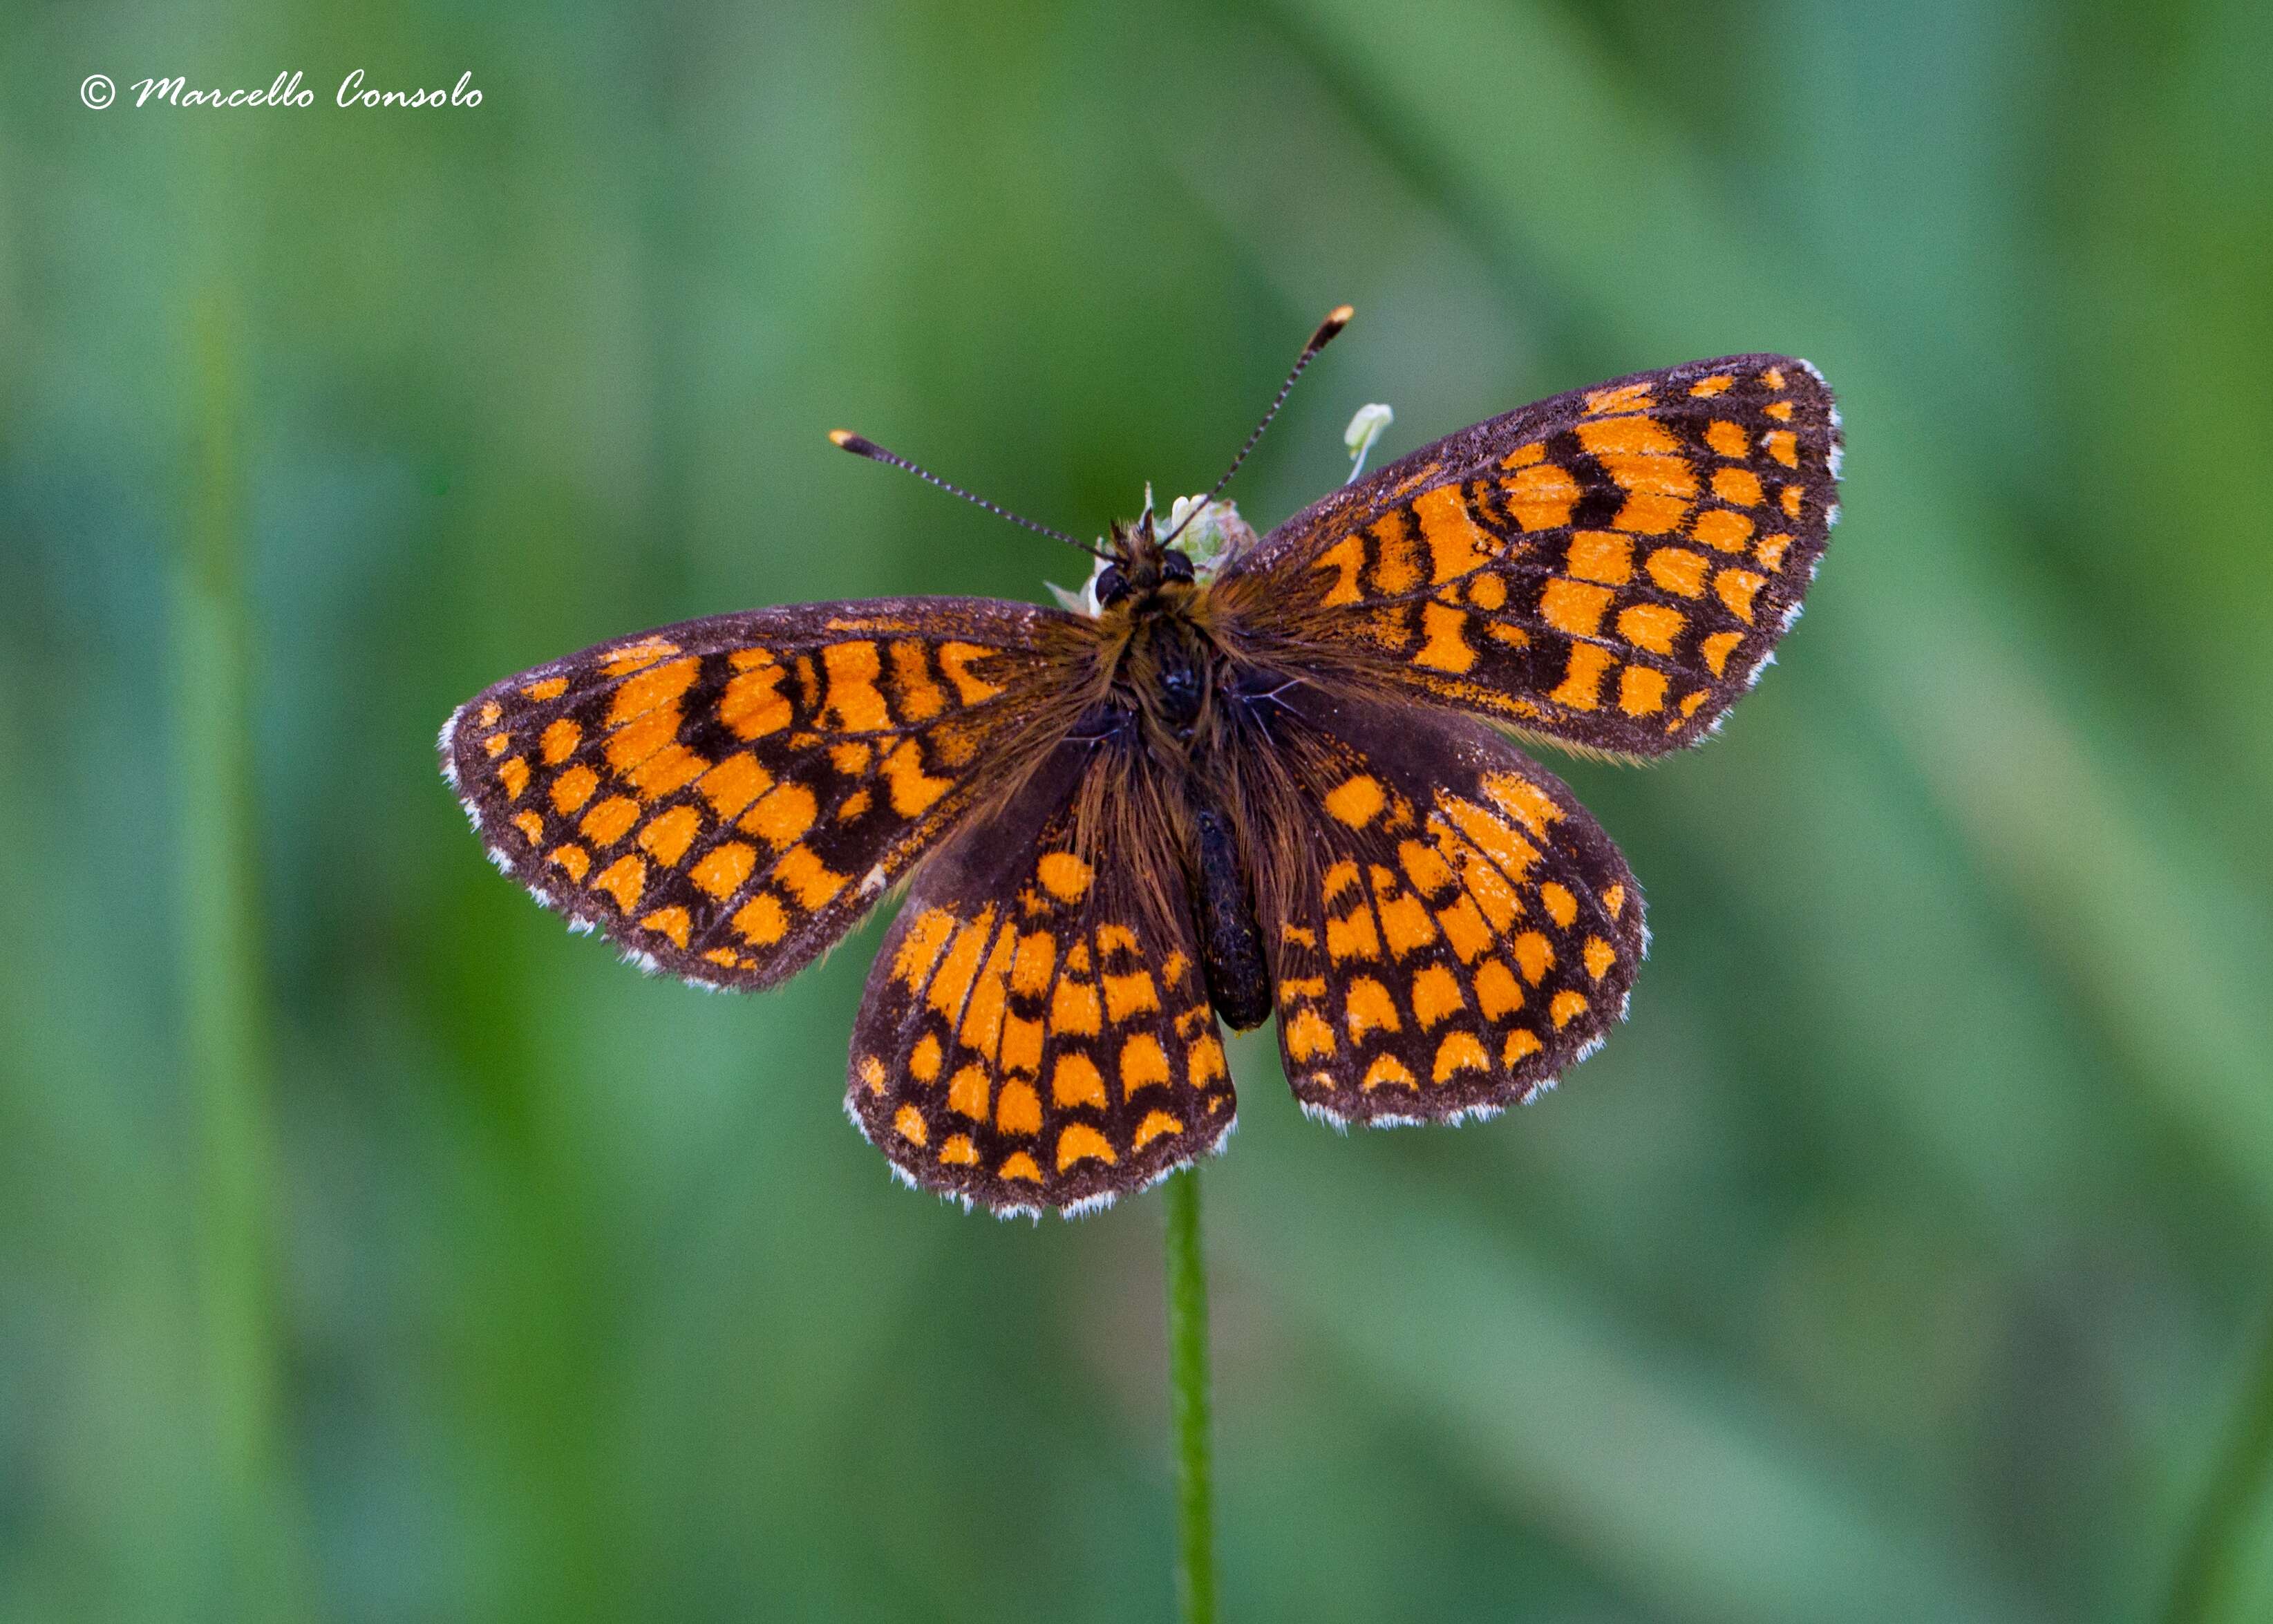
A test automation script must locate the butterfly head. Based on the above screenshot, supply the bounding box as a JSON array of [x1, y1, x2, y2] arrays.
[[1095, 504, 1194, 610]]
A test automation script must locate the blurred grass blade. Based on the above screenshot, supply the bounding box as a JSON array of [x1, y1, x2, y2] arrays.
[[178, 291, 304, 1621]]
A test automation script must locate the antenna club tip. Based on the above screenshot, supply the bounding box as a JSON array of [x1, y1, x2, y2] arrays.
[[828, 428, 861, 449], [1308, 304, 1356, 351]]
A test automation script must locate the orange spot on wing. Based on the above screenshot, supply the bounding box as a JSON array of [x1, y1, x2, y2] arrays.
[[1010, 930, 1057, 995], [733, 892, 786, 945], [691, 840, 755, 900], [521, 679, 567, 702], [1285, 1008, 1337, 1061], [541, 718, 581, 764], [1549, 989, 1590, 1028], [580, 795, 640, 847], [608, 656, 699, 728], [549, 844, 591, 882], [1376, 890, 1438, 957], [1119, 1033, 1171, 1093], [1704, 420, 1747, 458], [939, 1133, 979, 1167], [893, 1104, 927, 1145], [1051, 1052, 1105, 1108], [1434, 895, 1493, 964], [1411, 965, 1464, 1028], [1565, 531, 1634, 585], [998, 1151, 1041, 1183], [1645, 547, 1708, 596], [1616, 603, 1684, 654], [948, 1065, 991, 1121], [1548, 642, 1616, 711], [1539, 882, 1578, 927], [1414, 602, 1477, 674], [773, 844, 847, 909], [1584, 383, 1653, 415], [601, 639, 681, 677], [1037, 851, 1093, 901], [1343, 976, 1402, 1039], [1503, 1028, 1543, 1064], [1314, 535, 1366, 605], [1323, 775, 1386, 828], [995, 1081, 1041, 1137], [910, 1033, 943, 1082], [1102, 972, 1160, 1021], [1701, 630, 1744, 676], [1540, 578, 1613, 638], [592, 855, 645, 914], [1619, 665, 1669, 716], [639, 904, 692, 950], [1502, 460, 1580, 530], [1051, 977, 1102, 1037], [1411, 484, 1493, 581], [937, 643, 1005, 704], [1715, 569, 1767, 624], [1584, 937, 1616, 979], [1688, 374, 1733, 397], [551, 765, 599, 814], [499, 757, 531, 800], [882, 738, 952, 816], [697, 753, 773, 820], [821, 641, 890, 732], [1362, 1055, 1417, 1090], [1514, 932, 1553, 985], [1188, 1035, 1227, 1086], [637, 804, 701, 867], [1475, 958, 1523, 1019], [1133, 1111, 1183, 1151], [1764, 429, 1799, 467], [742, 782, 818, 849], [1431, 1031, 1489, 1082], [1712, 467, 1763, 507], [721, 663, 791, 739], [1056, 1124, 1115, 1170], [511, 810, 544, 844], [1614, 491, 1689, 535]]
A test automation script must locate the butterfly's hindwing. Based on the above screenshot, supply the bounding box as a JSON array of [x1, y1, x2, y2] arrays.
[[441, 598, 1082, 988], [848, 729, 1236, 1214], [1247, 686, 1645, 1124], [1223, 355, 1840, 756]]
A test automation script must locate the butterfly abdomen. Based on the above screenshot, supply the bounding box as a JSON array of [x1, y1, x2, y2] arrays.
[[1188, 802, 1272, 1030]]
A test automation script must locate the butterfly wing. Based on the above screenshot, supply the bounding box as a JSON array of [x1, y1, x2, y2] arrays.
[[848, 721, 1236, 1215], [1217, 355, 1841, 756], [1241, 682, 1645, 1124], [440, 598, 1088, 989]]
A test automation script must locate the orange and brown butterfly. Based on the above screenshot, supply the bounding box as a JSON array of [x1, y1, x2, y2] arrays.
[[440, 308, 1841, 1217]]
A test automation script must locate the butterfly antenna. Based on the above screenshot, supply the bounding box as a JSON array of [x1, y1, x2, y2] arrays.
[[1162, 303, 1354, 545], [829, 430, 1109, 560]]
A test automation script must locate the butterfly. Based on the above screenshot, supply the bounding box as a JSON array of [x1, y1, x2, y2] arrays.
[[440, 309, 1842, 1217]]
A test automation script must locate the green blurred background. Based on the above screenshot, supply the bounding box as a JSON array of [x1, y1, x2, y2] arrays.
[[6, 2, 2272, 1620]]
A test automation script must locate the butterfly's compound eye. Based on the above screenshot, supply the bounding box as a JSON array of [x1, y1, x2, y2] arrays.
[[1095, 564, 1129, 606], [1161, 549, 1196, 584]]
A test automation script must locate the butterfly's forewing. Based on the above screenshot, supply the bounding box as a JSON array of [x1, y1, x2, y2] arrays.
[[1243, 686, 1644, 1124], [848, 728, 1236, 1214], [1220, 355, 1841, 757], [442, 598, 1085, 988]]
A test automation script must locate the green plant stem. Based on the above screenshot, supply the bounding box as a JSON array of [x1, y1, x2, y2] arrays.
[[1164, 1167, 1217, 1624], [2164, 1300, 2273, 1624]]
